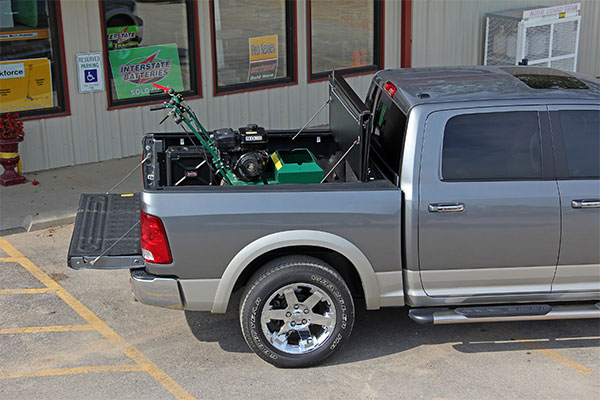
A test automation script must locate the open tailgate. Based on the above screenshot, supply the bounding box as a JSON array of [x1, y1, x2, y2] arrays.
[[67, 193, 144, 269]]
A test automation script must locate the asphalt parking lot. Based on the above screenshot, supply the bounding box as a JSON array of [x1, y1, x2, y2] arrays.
[[0, 224, 599, 399]]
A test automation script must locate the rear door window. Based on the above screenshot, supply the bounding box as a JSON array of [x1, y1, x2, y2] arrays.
[[442, 112, 542, 181], [557, 110, 600, 179]]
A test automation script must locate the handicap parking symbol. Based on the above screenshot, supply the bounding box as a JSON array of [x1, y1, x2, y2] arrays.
[[84, 69, 98, 83]]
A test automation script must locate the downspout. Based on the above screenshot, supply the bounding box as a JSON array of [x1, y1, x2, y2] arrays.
[[401, 0, 412, 68]]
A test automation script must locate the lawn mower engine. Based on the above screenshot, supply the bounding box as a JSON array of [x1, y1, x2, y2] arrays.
[[212, 124, 269, 182]]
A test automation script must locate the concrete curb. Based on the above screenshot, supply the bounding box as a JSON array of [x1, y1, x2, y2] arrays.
[[26, 213, 77, 232], [0, 213, 76, 236]]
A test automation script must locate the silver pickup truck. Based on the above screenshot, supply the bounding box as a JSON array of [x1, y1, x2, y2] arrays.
[[68, 66, 600, 367]]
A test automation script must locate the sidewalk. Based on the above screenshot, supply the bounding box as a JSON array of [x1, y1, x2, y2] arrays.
[[0, 156, 142, 235]]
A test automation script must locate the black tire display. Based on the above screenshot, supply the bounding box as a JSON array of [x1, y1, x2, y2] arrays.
[[240, 255, 355, 368]]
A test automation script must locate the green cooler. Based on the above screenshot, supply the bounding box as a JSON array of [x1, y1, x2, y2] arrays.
[[271, 149, 323, 184]]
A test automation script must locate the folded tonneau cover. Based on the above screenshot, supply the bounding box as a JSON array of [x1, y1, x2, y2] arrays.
[[67, 193, 143, 269]]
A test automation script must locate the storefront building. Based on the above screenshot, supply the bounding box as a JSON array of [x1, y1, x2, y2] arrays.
[[1, 0, 598, 173]]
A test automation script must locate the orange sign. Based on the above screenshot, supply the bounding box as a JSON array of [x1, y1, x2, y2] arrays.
[[248, 35, 278, 81], [0, 58, 53, 113], [249, 35, 278, 62], [0, 28, 49, 42]]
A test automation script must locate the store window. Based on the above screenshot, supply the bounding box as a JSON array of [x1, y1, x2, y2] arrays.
[[211, 0, 296, 94], [308, 0, 383, 81], [0, 0, 68, 117], [101, 0, 199, 107]]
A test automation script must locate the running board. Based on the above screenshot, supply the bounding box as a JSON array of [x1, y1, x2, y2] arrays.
[[409, 303, 600, 325]]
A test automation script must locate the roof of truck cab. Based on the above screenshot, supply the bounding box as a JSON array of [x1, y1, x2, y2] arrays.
[[373, 66, 600, 112]]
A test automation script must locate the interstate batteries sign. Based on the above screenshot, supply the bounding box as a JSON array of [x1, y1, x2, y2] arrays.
[[248, 35, 278, 81], [108, 44, 183, 99], [106, 25, 140, 49], [0, 58, 52, 113]]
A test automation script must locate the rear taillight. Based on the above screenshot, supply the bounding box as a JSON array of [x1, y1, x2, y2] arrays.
[[140, 211, 172, 264]]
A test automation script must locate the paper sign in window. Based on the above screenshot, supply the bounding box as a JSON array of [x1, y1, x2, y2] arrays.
[[248, 35, 278, 81]]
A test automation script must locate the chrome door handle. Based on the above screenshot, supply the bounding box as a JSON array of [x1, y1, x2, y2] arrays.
[[428, 203, 465, 213], [572, 199, 600, 209]]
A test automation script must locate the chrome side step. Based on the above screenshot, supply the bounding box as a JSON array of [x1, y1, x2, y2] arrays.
[[409, 302, 600, 325]]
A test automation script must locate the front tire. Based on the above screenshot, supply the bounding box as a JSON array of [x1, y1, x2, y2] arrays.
[[240, 256, 355, 368]]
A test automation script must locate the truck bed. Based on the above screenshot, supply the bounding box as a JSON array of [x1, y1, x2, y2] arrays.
[[142, 71, 374, 189], [142, 129, 355, 189]]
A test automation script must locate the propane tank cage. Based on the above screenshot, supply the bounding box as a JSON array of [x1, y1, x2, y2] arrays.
[[484, 3, 581, 72]]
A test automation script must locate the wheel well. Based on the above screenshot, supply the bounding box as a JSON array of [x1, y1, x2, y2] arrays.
[[231, 246, 365, 299]]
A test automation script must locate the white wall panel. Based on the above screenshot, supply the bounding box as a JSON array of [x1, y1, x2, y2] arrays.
[[43, 116, 73, 167], [18, 120, 45, 172], [23, 0, 598, 173], [21, 0, 399, 172], [412, 0, 600, 78]]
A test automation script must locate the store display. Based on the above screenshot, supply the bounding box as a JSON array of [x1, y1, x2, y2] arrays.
[[0, 0, 13, 29], [108, 43, 184, 99], [11, 0, 47, 28], [107, 25, 140, 49], [0, 0, 66, 116], [0, 58, 52, 113], [101, 0, 196, 106]]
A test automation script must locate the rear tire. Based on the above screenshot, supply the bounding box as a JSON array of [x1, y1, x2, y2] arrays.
[[240, 255, 355, 368]]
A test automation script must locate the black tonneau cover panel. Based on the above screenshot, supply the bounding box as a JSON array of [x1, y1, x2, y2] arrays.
[[329, 71, 373, 181], [67, 193, 143, 270]]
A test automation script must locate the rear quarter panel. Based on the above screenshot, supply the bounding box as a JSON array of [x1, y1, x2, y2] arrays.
[[142, 183, 402, 280]]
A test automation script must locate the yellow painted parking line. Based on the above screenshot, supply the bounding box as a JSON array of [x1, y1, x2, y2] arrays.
[[0, 288, 54, 295], [503, 327, 594, 376], [0, 364, 149, 379], [1, 256, 28, 263], [555, 336, 600, 341], [0, 324, 94, 334], [0, 236, 197, 400]]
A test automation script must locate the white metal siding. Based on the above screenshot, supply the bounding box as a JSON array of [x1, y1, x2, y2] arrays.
[[20, 0, 598, 173], [411, 0, 600, 78], [20, 0, 404, 173]]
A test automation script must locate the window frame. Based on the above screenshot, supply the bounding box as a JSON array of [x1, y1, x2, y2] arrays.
[[209, 0, 297, 96], [0, 0, 70, 120], [99, 0, 202, 110], [307, 0, 384, 83]]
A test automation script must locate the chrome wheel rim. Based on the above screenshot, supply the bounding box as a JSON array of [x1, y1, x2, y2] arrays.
[[261, 283, 336, 355]]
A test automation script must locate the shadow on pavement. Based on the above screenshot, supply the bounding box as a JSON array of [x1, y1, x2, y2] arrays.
[[184, 290, 250, 353], [184, 294, 600, 365]]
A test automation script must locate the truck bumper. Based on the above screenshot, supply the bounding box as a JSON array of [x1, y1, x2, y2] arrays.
[[130, 269, 221, 312], [130, 269, 183, 310]]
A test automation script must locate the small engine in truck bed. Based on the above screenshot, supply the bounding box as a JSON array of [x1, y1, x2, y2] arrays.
[[212, 124, 270, 182]]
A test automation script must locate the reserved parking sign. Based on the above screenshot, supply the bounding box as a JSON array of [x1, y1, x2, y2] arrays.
[[77, 52, 104, 93]]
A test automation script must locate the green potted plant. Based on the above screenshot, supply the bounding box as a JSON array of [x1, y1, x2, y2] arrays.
[[0, 113, 26, 186]]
